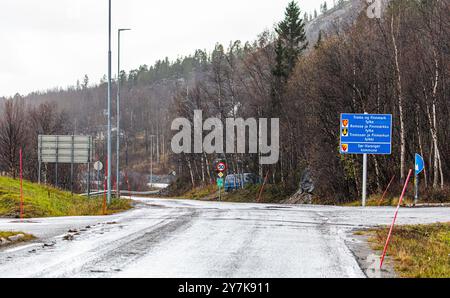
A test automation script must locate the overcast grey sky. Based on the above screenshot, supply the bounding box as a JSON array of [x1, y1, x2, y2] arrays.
[[0, 0, 334, 97]]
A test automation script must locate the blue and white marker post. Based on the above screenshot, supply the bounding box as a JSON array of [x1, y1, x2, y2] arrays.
[[414, 154, 425, 205], [340, 113, 393, 206]]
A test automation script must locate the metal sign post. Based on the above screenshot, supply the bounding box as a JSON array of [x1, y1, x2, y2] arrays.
[[55, 136, 59, 188], [87, 138, 91, 198], [71, 135, 74, 196], [340, 113, 393, 207], [216, 161, 227, 202], [217, 178, 224, 201], [414, 154, 425, 205], [362, 153, 368, 207], [38, 137, 42, 184]]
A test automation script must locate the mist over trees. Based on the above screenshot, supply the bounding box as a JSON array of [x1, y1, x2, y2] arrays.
[[1, 0, 449, 203]]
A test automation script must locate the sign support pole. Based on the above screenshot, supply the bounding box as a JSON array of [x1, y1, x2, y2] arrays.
[[71, 135, 74, 196], [97, 168, 100, 191], [414, 174, 419, 206], [362, 153, 367, 207], [87, 139, 91, 199], [414, 154, 424, 206], [361, 112, 369, 207], [38, 136, 42, 184], [55, 136, 59, 188]]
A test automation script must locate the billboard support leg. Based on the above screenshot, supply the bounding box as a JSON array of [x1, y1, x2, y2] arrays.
[[38, 160, 41, 185], [55, 137, 59, 188], [87, 162, 91, 199], [38, 136, 42, 184], [70, 162, 73, 197], [55, 163, 58, 188]]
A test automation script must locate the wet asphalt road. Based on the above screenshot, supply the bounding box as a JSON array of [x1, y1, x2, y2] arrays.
[[0, 198, 449, 278]]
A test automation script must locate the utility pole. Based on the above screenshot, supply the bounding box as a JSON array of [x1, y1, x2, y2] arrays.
[[117, 28, 131, 199], [107, 0, 112, 205]]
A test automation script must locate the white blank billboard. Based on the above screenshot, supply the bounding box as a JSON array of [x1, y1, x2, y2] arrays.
[[38, 135, 93, 164]]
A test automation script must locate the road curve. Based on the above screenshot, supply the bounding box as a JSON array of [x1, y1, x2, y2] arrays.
[[0, 198, 449, 278]]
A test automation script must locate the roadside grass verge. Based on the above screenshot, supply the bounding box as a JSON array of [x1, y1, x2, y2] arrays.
[[0, 176, 132, 218], [367, 223, 450, 278], [343, 186, 450, 207], [0, 231, 35, 247], [181, 184, 218, 200], [343, 195, 415, 207], [0, 231, 34, 241], [222, 184, 292, 203], [172, 182, 448, 206], [178, 184, 292, 204]]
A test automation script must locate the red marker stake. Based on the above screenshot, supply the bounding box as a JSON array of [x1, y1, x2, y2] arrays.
[[380, 169, 413, 269], [257, 171, 270, 203], [125, 170, 131, 196], [19, 148, 24, 219], [378, 175, 396, 206]]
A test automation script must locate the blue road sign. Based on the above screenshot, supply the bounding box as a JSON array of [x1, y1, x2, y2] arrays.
[[415, 154, 425, 175], [340, 114, 392, 155]]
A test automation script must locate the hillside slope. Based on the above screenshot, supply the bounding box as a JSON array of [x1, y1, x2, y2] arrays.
[[0, 176, 131, 218], [305, 0, 366, 44]]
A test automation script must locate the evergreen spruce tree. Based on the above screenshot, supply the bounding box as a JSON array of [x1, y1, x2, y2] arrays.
[[273, 39, 287, 79], [321, 1, 328, 13], [271, 1, 308, 118], [274, 1, 308, 79]]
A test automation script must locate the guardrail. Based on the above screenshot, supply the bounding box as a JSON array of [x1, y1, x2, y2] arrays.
[[80, 190, 161, 197]]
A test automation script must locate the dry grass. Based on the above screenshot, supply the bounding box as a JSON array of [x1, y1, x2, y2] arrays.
[[368, 223, 450, 278], [0, 176, 132, 218], [181, 184, 218, 200], [0, 231, 35, 245], [343, 194, 415, 207]]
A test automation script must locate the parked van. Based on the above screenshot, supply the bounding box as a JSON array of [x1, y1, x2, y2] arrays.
[[224, 173, 261, 192]]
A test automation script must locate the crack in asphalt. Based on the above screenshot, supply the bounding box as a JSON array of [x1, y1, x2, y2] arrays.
[[32, 208, 200, 277], [75, 209, 200, 277]]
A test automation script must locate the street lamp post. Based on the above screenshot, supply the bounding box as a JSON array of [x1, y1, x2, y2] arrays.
[[107, 0, 112, 205], [117, 28, 131, 199]]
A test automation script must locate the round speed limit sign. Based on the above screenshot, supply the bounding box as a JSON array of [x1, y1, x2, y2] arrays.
[[216, 162, 227, 173], [94, 161, 103, 171]]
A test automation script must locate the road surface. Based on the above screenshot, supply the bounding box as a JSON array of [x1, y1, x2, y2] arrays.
[[0, 198, 449, 278]]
